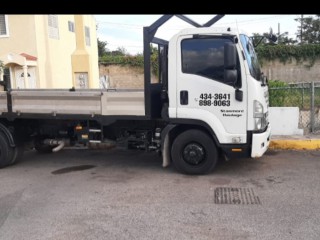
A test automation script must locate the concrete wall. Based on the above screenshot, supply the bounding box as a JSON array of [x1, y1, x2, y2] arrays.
[[269, 107, 304, 135], [261, 59, 320, 83], [101, 58, 320, 89], [99, 64, 158, 89]]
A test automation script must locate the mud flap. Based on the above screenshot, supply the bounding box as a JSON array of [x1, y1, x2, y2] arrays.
[[162, 134, 170, 167]]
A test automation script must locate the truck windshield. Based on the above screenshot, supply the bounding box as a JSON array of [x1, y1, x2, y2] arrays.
[[240, 34, 261, 81]]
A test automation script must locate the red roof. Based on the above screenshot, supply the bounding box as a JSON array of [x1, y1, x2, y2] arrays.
[[20, 53, 37, 61]]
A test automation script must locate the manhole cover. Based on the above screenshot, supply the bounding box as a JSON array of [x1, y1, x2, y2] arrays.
[[214, 187, 261, 205]]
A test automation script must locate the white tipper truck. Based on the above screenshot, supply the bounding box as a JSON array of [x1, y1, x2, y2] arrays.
[[0, 15, 272, 174]]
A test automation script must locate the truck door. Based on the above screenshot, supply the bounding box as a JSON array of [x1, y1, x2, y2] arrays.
[[176, 36, 247, 144]]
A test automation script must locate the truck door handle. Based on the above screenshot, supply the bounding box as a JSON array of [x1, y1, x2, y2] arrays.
[[180, 90, 188, 105]]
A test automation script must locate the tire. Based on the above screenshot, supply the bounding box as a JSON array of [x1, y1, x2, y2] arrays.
[[9, 145, 24, 165], [171, 129, 218, 175], [0, 132, 16, 168]]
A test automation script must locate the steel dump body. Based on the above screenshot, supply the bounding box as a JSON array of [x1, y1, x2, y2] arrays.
[[0, 89, 145, 117]]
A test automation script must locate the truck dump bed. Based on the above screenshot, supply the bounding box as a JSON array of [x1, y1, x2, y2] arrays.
[[0, 89, 145, 117]]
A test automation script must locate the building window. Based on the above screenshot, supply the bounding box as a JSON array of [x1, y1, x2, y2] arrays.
[[75, 72, 88, 89], [0, 15, 9, 37], [48, 15, 59, 39], [85, 26, 90, 46], [68, 21, 75, 32]]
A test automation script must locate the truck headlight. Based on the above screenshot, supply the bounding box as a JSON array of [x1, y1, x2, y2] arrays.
[[255, 118, 262, 130], [254, 100, 267, 130], [254, 100, 264, 118]]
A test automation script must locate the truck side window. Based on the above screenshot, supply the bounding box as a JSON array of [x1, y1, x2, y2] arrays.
[[239, 34, 261, 81], [181, 38, 240, 86]]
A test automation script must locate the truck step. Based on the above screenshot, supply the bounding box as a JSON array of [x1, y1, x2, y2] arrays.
[[89, 129, 101, 133]]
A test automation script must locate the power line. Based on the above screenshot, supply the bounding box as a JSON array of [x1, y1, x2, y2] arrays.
[[108, 44, 142, 48], [96, 15, 291, 30]]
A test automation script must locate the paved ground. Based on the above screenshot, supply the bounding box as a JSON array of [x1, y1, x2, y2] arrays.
[[1, 148, 320, 240]]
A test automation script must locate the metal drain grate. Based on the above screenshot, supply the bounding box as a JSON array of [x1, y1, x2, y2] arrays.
[[214, 187, 261, 205]]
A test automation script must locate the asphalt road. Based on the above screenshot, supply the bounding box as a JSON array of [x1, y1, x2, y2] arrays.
[[1, 148, 320, 240]]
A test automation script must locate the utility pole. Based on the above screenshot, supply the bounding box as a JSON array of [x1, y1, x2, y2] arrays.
[[300, 14, 303, 44]]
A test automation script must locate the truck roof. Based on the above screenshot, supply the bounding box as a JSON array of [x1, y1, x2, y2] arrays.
[[175, 27, 247, 37]]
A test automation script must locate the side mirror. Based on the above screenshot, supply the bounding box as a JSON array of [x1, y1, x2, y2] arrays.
[[224, 42, 236, 69], [261, 73, 268, 86], [268, 28, 277, 43], [224, 43, 237, 86], [224, 69, 237, 86], [269, 34, 277, 43]]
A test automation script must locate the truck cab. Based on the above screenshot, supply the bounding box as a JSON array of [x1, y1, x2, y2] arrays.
[[167, 27, 270, 159]]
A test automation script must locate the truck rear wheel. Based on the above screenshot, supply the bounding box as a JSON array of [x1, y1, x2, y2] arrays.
[[10, 145, 24, 165], [0, 132, 16, 168], [171, 129, 218, 175]]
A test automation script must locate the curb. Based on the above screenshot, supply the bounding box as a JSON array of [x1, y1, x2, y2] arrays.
[[270, 139, 320, 150]]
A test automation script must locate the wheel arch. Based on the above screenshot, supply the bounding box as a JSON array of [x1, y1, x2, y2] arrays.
[[160, 119, 221, 168], [162, 119, 221, 149], [170, 128, 219, 174]]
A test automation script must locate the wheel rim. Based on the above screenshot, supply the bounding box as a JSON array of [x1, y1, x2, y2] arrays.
[[182, 143, 206, 166]]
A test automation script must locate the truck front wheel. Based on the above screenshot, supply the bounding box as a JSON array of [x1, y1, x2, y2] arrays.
[[171, 129, 218, 175]]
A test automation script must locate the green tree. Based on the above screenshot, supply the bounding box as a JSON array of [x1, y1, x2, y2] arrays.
[[97, 38, 108, 57], [295, 15, 320, 44], [252, 32, 269, 47], [106, 46, 128, 56], [115, 47, 127, 56], [252, 32, 297, 47]]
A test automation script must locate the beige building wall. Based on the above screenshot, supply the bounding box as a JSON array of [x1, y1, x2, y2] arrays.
[[35, 15, 76, 88], [0, 14, 99, 89], [0, 15, 37, 56], [71, 15, 99, 88], [0, 15, 37, 88]]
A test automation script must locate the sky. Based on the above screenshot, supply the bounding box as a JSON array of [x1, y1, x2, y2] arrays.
[[95, 15, 314, 55]]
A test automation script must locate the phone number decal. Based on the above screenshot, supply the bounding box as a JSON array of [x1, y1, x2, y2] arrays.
[[198, 93, 231, 107]]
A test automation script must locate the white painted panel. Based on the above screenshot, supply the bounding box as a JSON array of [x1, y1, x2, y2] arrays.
[[269, 107, 303, 135], [101, 91, 145, 116]]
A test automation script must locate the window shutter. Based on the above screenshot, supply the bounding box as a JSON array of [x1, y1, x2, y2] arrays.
[[0, 15, 7, 35], [85, 26, 90, 46], [48, 15, 59, 39], [68, 21, 75, 32]]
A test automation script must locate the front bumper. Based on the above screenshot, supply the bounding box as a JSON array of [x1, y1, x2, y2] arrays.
[[251, 124, 271, 158]]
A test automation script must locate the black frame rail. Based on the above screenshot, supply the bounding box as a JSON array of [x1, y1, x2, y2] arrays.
[[143, 14, 224, 118]]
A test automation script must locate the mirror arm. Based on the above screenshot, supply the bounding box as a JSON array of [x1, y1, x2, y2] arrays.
[[253, 36, 265, 48]]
